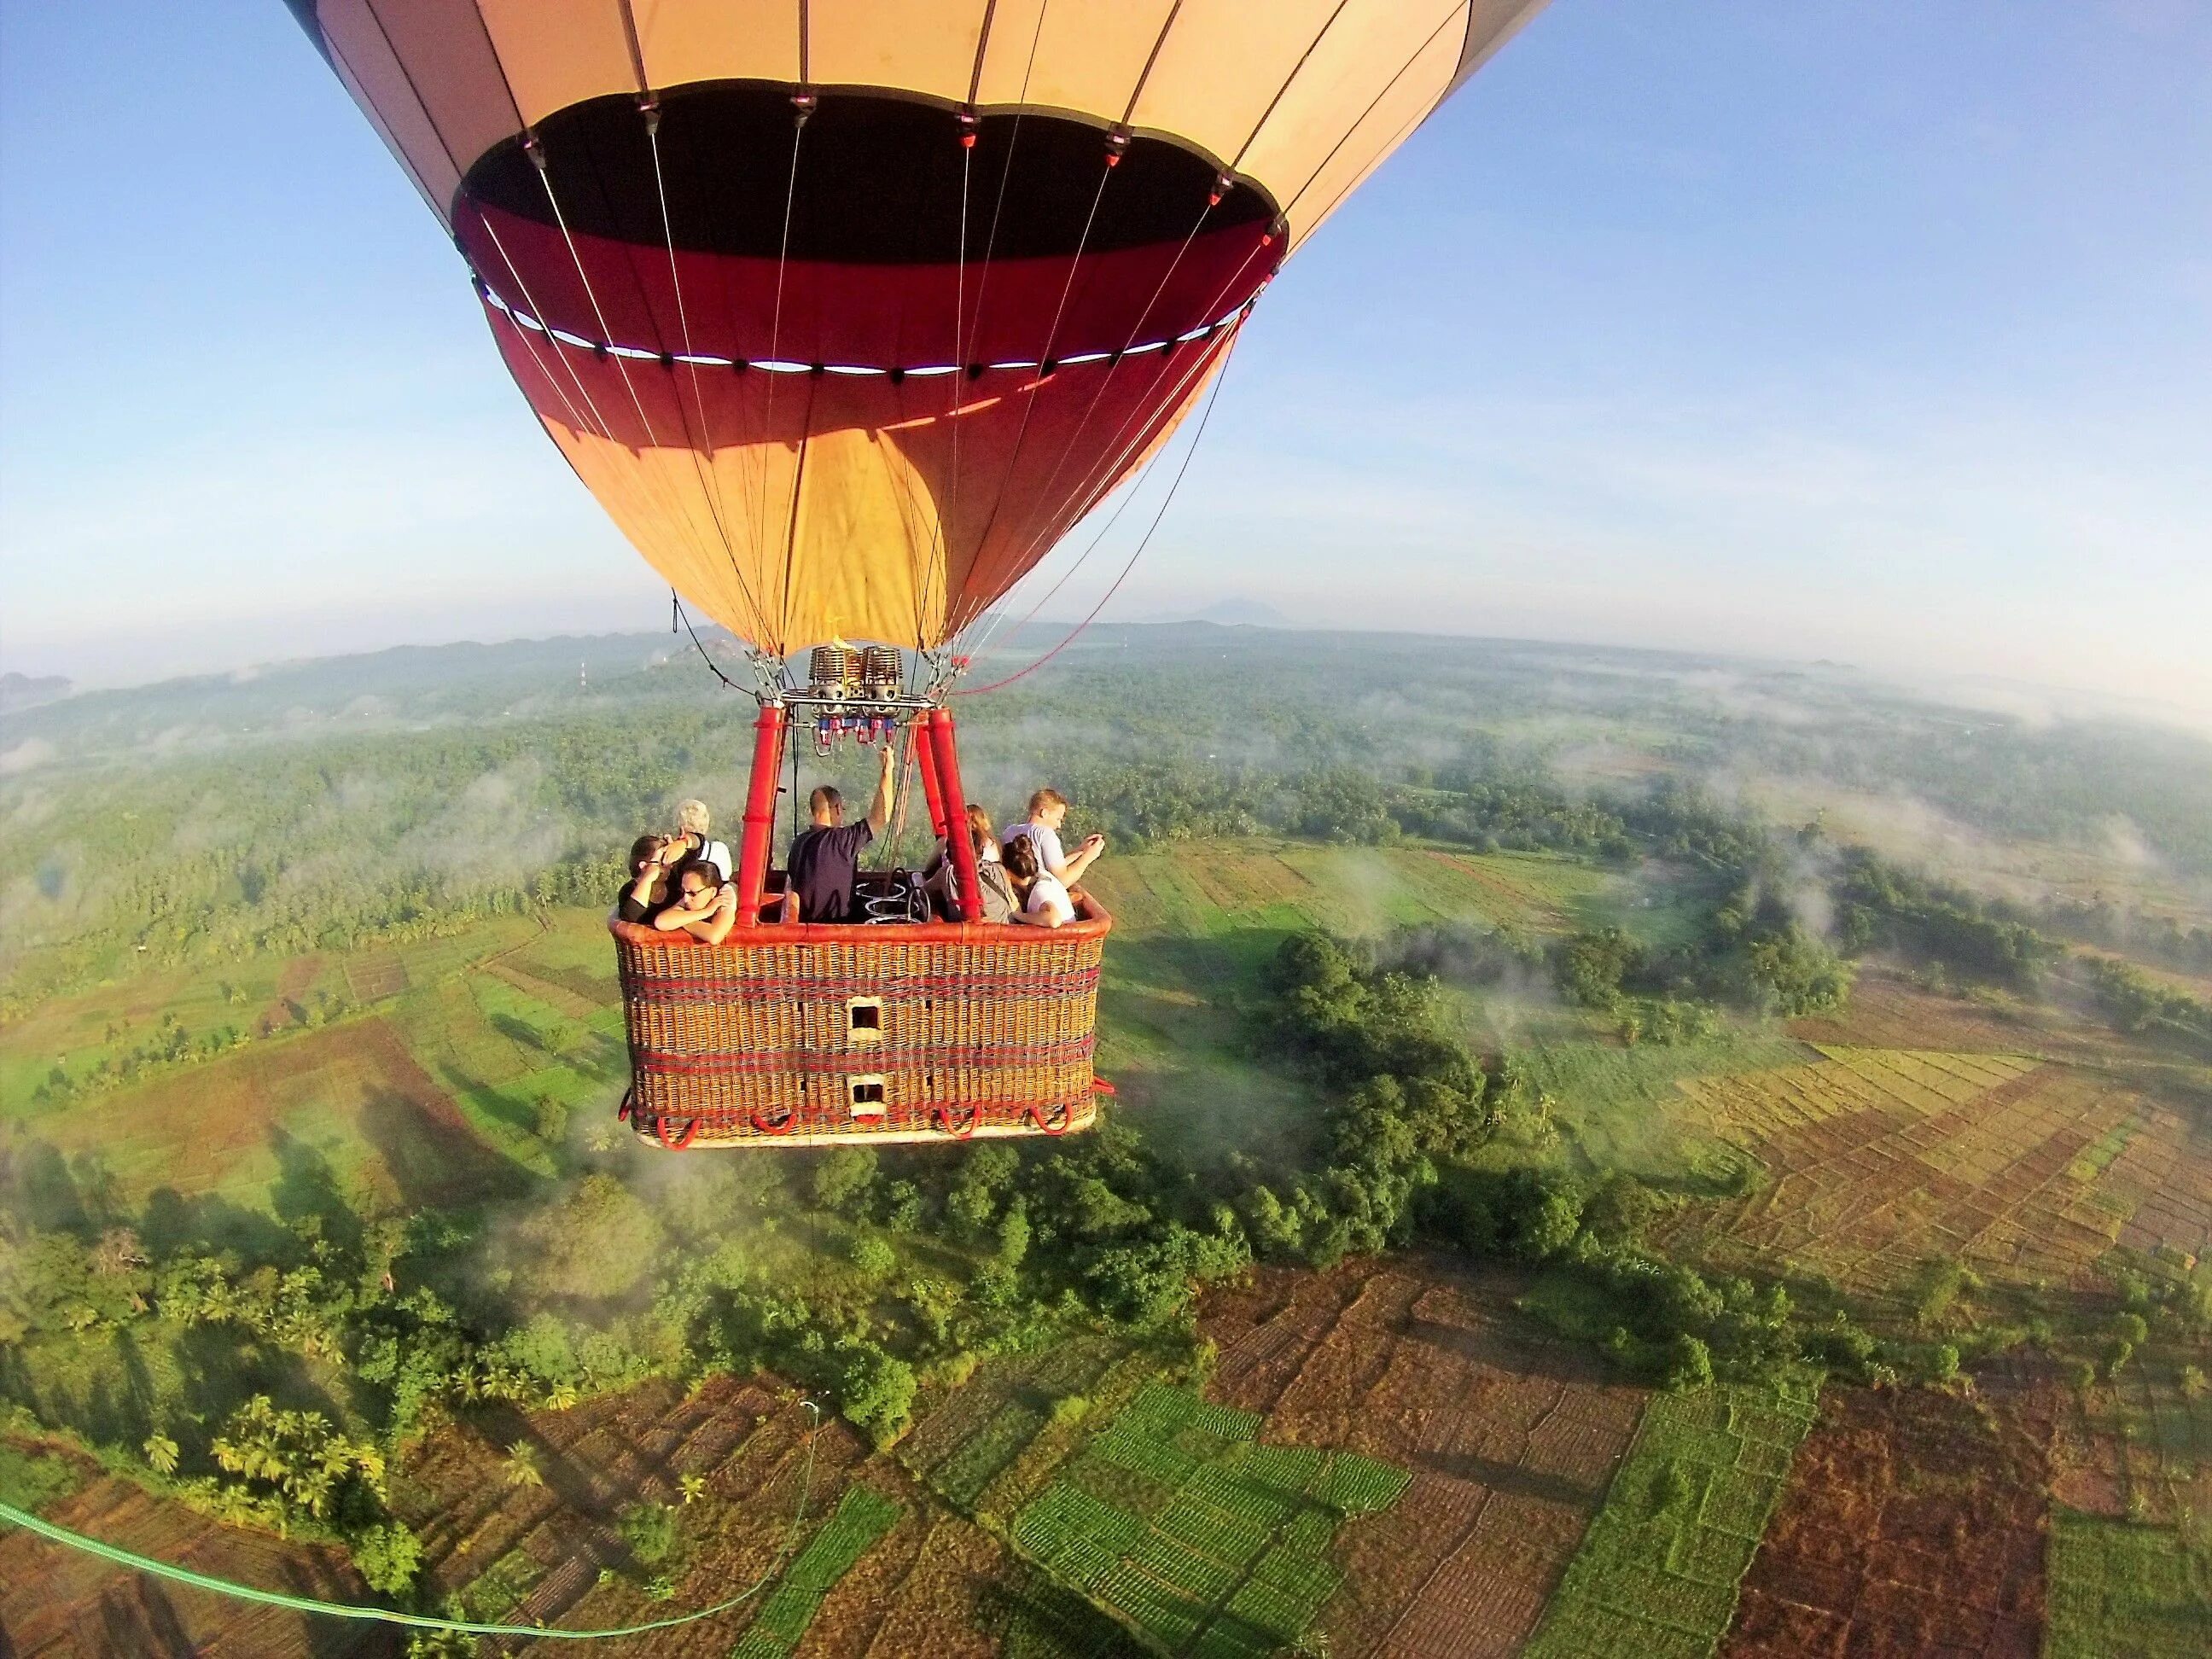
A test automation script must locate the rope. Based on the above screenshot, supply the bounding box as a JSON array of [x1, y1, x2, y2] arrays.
[[647, 110, 773, 643], [956, 321, 1243, 696], [960, 292, 1255, 672], [674, 592, 747, 692], [0, 1404, 821, 1641]]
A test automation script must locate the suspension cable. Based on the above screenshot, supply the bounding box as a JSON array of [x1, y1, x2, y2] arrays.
[[962, 285, 1258, 669], [762, 102, 812, 644], [956, 321, 1243, 696], [646, 107, 774, 644]]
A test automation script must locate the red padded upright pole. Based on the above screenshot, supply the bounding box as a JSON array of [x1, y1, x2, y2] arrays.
[[929, 708, 985, 923], [914, 713, 950, 842], [736, 701, 787, 926]]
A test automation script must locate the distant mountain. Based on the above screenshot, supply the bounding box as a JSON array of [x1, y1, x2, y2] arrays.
[[0, 672, 71, 713], [1141, 598, 1291, 627]]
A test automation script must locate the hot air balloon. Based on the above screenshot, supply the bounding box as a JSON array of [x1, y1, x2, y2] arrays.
[[284, 0, 1549, 1148]]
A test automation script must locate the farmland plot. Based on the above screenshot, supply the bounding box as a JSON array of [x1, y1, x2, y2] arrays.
[[730, 1483, 901, 1659], [2044, 1509, 2211, 1659], [1523, 1376, 1819, 1659], [14, 1013, 513, 1212], [0, 1453, 397, 1657], [1010, 1383, 1408, 1657], [1674, 1048, 2174, 1298], [1201, 1260, 1649, 1658], [1720, 1377, 2060, 1658], [396, 1374, 870, 1653]]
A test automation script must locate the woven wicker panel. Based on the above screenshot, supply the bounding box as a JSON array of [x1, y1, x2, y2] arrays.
[[611, 902, 1109, 1148]]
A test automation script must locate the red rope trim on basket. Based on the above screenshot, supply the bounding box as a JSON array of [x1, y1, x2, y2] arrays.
[[636, 1038, 1097, 1078], [626, 968, 1099, 1001], [653, 1115, 700, 1150], [1026, 1100, 1074, 1136]]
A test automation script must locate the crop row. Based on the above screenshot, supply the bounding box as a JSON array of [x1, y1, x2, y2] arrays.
[[731, 1483, 901, 1658], [1008, 1386, 1408, 1656], [1521, 1377, 1818, 1659]]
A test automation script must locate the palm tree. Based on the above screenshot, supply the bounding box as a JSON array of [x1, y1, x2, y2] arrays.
[[679, 1474, 706, 1506], [143, 1435, 180, 1477], [503, 1443, 545, 1488]]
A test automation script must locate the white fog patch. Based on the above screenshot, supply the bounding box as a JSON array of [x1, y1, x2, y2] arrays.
[[395, 760, 568, 888], [0, 738, 55, 777], [2098, 815, 2159, 870]]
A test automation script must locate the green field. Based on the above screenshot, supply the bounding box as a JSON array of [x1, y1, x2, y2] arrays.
[[2045, 1509, 2212, 1659], [1522, 1376, 1820, 1659], [731, 1484, 903, 1658], [1010, 1385, 1407, 1658]]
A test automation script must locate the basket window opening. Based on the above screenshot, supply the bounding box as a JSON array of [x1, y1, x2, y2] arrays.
[[850, 1076, 888, 1119], [847, 996, 883, 1044]]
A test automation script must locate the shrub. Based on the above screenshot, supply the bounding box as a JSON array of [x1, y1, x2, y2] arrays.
[[352, 1522, 423, 1594], [617, 1500, 678, 1565], [1662, 1334, 1714, 1393]]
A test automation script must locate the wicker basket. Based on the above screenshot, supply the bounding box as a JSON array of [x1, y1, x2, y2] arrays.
[[610, 896, 1110, 1148]]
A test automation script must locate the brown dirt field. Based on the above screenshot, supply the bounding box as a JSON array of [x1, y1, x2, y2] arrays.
[[28, 1016, 513, 1208], [802, 1480, 1013, 1659], [1201, 1258, 1648, 1659], [343, 952, 410, 1003], [1678, 1055, 2154, 1301], [261, 953, 326, 1035], [395, 1373, 874, 1656], [0, 1458, 397, 1658], [1788, 973, 2065, 1055], [1720, 1371, 2060, 1659]]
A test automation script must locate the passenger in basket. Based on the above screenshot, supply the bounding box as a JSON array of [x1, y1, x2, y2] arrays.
[[653, 859, 740, 944], [1003, 831, 1075, 928], [925, 803, 1017, 923], [663, 798, 733, 882], [783, 741, 896, 923], [619, 835, 678, 925], [1002, 788, 1104, 887]]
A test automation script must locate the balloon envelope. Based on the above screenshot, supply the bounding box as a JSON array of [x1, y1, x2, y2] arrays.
[[288, 1, 1549, 655]]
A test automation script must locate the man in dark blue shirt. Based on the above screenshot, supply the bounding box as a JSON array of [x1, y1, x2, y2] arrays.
[[783, 741, 896, 923]]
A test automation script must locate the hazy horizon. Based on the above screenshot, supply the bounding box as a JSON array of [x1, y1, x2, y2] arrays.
[[4, 3, 2209, 719]]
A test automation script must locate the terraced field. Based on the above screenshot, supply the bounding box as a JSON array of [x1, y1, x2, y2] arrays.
[[1201, 1260, 1650, 1658], [1669, 1046, 2204, 1298]]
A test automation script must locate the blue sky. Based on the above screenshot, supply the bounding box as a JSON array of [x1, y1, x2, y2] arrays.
[[3, 2, 2208, 717]]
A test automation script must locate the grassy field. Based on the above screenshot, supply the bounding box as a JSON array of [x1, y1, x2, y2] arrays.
[[1521, 1377, 1820, 1659], [2045, 1509, 2210, 1658], [1010, 1383, 1408, 1658]]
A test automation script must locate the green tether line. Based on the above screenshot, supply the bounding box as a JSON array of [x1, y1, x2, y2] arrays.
[[0, 1406, 819, 1642]]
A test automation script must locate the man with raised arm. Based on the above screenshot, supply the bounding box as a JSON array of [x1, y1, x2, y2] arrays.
[[783, 741, 896, 924]]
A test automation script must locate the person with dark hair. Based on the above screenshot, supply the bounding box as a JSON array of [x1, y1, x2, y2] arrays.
[[925, 802, 1017, 923], [619, 833, 678, 924], [1002, 830, 1075, 928], [783, 742, 896, 923], [653, 859, 740, 944]]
